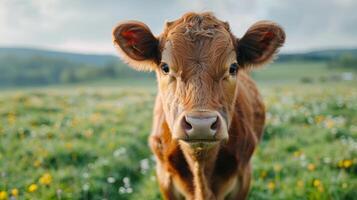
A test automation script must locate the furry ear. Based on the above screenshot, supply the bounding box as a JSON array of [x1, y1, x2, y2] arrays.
[[112, 21, 160, 71], [236, 21, 285, 67]]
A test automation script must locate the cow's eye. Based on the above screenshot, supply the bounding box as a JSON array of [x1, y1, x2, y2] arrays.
[[229, 63, 239, 75], [160, 63, 170, 74]]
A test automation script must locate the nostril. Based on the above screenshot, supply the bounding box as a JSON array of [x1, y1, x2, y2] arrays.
[[182, 116, 193, 130], [210, 117, 219, 130]]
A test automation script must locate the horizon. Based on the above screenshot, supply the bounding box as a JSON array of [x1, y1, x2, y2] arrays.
[[1, 45, 357, 57]]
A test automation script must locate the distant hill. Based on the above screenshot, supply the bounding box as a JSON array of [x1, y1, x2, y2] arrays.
[[278, 48, 357, 62], [1, 46, 357, 65], [0, 47, 119, 66], [0, 47, 153, 87], [0, 46, 356, 87]]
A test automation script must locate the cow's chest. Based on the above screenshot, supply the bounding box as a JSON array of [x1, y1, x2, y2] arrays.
[[168, 148, 239, 199]]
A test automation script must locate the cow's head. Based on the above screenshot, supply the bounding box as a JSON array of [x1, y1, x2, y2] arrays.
[[113, 12, 285, 148]]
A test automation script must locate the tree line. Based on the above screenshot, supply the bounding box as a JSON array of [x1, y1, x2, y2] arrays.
[[0, 55, 154, 87], [328, 54, 357, 69]]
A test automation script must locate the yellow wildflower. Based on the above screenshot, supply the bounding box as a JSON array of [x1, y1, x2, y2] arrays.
[[260, 171, 267, 179], [65, 142, 73, 150], [0, 191, 8, 200], [71, 117, 79, 127], [343, 159, 353, 168], [342, 183, 348, 189], [33, 159, 42, 168], [315, 115, 325, 124], [307, 163, 316, 171], [28, 184, 38, 193], [313, 179, 321, 187], [267, 181, 275, 191], [293, 150, 302, 157], [325, 118, 335, 129], [7, 113, 16, 125], [273, 164, 282, 172], [11, 189, 18, 197], [89, 113, 102, 124], [108, 142, 115, 149], [39, 173, 52, 185], [297, 180, 304, 188]]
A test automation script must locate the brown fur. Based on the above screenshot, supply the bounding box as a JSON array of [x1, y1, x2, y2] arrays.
[[150, 72, 265, 199], [113, 12, 285, 199]]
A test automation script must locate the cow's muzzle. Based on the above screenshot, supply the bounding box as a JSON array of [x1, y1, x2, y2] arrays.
[[173, 110, 228, 145]]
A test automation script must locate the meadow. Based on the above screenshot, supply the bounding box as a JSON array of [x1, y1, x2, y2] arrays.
[[0, 62, 356, 200]]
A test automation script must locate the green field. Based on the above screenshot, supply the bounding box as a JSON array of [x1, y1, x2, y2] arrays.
[[0, 62, 356, 200]]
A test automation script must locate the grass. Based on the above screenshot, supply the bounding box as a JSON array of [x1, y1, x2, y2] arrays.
[[253, 61, 354, 84], [0, 61, 356, 199]]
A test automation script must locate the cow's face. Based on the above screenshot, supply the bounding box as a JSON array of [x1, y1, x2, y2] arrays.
[[113, 12, 285, 148]]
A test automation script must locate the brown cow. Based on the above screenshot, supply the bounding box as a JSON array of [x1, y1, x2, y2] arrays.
[[112, 12, 285, 200]]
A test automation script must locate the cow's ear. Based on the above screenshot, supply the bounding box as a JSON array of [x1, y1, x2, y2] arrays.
[[112, 21, 160, 71], [236, 21, 285, 67]]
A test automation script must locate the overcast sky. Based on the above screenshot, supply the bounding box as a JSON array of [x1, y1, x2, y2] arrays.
[[1, 0, 356, 54]]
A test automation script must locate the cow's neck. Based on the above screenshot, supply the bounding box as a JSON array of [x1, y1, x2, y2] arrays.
[[179, 142, 220, 199]]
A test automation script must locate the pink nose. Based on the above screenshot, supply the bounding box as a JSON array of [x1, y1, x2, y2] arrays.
[[181, 112, 219, 141]]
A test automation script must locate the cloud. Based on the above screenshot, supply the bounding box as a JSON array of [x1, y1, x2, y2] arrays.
[[264, 0, 357, 51], [0, 0, 356, 54]]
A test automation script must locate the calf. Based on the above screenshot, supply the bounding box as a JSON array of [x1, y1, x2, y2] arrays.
[[112, 12, 285, 200]]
